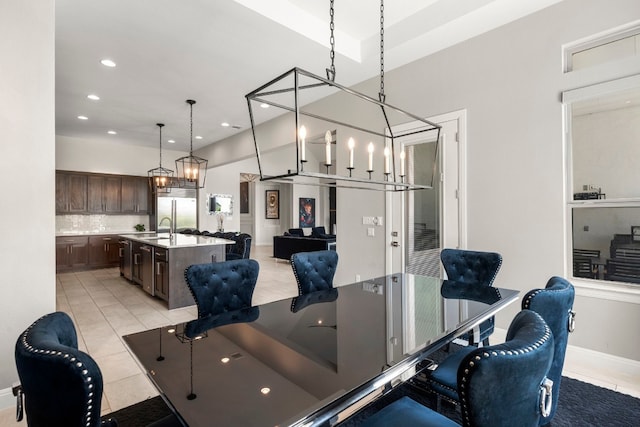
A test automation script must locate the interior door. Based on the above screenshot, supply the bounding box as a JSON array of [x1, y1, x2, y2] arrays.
[[386, 111, 465, 275]]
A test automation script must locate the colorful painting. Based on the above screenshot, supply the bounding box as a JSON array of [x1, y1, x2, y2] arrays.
[[299, 197, 315, 228]]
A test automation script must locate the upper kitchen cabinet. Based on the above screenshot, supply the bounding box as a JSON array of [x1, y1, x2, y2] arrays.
[[121, 176, 150, 214], [88, 175, 121, 213], [56, 172, 88, 213]]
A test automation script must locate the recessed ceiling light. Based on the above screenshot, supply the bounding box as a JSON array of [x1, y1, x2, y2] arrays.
[[260, 103, 269, 109], [221, 357, 230, 364], [195, 135, 203, 139], [221, 122, 230, 127], [260, 387, 271, 395], [77, 115, 88, 120], [107, 130, 117, 135], [168, 139, 176, 144], [167, 328, 176, 334], [100, 59, 116, 67], [87, 94, 100, 101]]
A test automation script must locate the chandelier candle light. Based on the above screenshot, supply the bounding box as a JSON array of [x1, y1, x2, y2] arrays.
[[245, 0, 441, 191]]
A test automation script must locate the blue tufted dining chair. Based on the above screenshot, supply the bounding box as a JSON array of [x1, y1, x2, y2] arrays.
[[183, 259, 260, 400], [14, 311, 117, 427], [522, 276, 576, 426], [290, 250, 339, 295], [184, 259, 259, 320], [440, 248, 502, 346], [359, 310, 555, 427], [427, 276, 575, 413]]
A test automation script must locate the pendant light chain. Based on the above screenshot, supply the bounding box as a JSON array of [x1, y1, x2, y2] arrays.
[[158, 123, 163, 167], [188, 100, 195, 154], [379, 0, 385, 102], [327, 0, 336, 81]]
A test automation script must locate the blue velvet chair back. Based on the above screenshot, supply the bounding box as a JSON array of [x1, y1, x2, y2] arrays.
[[440, 248, 502, 345], [440, 248, 502, 286], [291, 250, 339, 294], [458, 309, 554, 427], [207, 232, 252, 260], [184, 259, 259, 320], [15, 312, 107, 427], [360, 310, 555, 427], [522, 276, 575, 425]]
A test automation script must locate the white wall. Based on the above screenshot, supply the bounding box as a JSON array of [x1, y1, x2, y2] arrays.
[[56, 135, 188, 176], [0, 0, 56, 397]]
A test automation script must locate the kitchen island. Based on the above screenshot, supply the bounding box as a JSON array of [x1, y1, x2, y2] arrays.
[[119, 233, 235, 309]]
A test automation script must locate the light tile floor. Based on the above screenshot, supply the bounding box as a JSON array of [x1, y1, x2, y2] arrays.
[[1, 247, 638, 426]]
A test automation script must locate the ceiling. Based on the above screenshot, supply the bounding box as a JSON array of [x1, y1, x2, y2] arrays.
[[55, 0, 562, 152]]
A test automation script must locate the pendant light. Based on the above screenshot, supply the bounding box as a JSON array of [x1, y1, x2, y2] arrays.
[[148, 123, 174, 193], [175, 99, 208, 188]]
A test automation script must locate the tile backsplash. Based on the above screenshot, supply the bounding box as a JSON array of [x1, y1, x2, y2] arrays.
[[56, 215, 150, 233]]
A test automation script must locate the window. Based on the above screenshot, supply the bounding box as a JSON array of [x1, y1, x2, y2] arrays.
[[564, 74, 640, 287], [564, 23, 640, 72]]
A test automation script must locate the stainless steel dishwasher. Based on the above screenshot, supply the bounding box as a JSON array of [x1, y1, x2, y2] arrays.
[[140, 245, 154, 296]]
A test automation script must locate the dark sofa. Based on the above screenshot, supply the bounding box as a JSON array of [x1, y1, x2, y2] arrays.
[[273, 228, 336, 260]]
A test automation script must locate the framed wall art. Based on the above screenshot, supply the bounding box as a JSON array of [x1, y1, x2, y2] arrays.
[[265, 190, 279, 219], [299, 197, 315, 228]]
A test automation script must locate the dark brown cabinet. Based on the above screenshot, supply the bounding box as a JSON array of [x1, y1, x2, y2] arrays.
[[56, 173, 88, 213], [88, 175, 121, 213], [88, 235, 120, 268], [56, 236, 89, 272], [121, 177, 150, 214]]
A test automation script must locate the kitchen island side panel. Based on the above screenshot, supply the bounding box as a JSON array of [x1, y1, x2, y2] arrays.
[[168, 245, 226, 309]]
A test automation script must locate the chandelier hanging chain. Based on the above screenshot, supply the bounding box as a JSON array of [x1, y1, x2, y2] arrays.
[[327, 0, 336, 81], [379, 0, 385, 102]]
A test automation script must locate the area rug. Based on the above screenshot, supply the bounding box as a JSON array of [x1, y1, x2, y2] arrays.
[[105, 375, 639, 426]]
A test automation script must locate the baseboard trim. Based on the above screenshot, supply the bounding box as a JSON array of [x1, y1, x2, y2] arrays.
[[494, 327, 640, 391], [0, 386, 15, 411]]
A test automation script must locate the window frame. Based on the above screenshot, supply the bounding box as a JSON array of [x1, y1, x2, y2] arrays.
[[562, 74, 640, 304]]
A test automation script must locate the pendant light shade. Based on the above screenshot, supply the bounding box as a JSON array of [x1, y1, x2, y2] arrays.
[[148, 123, 175, 193], [175, 99, 208, 188]]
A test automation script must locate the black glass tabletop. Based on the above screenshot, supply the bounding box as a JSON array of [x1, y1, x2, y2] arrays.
[[123, 273, 518, 427]]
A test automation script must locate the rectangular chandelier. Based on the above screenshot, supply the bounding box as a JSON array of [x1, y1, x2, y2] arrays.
[[246, 67, 441, 191]]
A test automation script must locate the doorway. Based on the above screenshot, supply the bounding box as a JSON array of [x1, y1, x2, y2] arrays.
[[386, 110, 466, 275]]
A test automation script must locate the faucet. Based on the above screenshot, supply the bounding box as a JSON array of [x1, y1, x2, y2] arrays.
[[158, 216, 175, 238]]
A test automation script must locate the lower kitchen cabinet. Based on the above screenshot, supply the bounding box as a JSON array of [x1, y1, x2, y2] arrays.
[[56, 236, 89, 272], [88, 235, 121, 268]]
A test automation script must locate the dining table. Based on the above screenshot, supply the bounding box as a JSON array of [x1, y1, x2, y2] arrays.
[[123, 273, 519, 426]]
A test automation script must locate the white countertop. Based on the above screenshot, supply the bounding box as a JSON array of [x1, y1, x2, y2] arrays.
[[118, 233, 235, 249], [56, 230, 153, 237]]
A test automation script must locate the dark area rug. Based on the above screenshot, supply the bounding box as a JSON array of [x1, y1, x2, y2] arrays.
[[105, 364, 639, 426], [104, 396, 174, 427]]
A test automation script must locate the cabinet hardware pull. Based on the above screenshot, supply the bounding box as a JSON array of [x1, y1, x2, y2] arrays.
[[156, 262, 161, 274], [119, 248, 123, 257]]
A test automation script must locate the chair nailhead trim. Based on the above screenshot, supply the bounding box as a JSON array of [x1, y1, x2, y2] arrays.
[[458, 320, 553, 424], [18, 313, 97, 427]]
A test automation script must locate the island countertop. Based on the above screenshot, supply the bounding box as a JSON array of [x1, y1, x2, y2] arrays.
[[118, 233, 235, 249]]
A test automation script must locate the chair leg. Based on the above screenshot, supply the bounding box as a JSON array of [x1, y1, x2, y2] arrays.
[[187, 340, 196, 400], [482, 337, 490, 347]]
